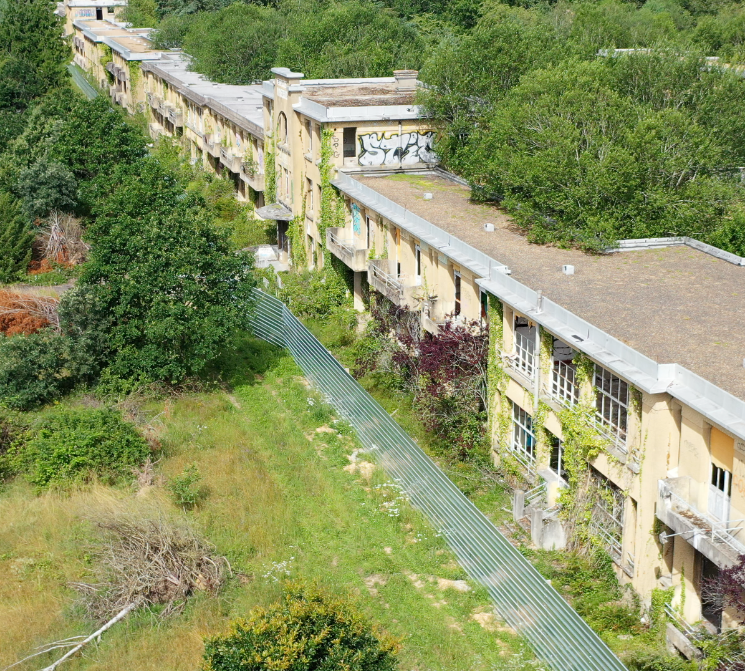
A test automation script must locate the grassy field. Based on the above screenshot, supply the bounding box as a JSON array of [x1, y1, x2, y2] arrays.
[[0, 337, 540, 671]]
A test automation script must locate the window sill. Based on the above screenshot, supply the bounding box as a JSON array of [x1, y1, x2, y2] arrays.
[[304, 152, 313, 163]]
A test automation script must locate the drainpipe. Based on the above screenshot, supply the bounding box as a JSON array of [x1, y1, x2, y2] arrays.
[[534, 323, 541, 413]]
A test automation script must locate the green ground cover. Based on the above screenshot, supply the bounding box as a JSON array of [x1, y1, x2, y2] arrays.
[[0, 336, 538, 671]]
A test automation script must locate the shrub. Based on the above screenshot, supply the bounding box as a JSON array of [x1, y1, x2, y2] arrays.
[[626, 651, 694, 671], [278, 266, 351, 319], [203, 582, 400, 671], [8, 408, 150, 489], [0, 191, 33, 283], [0, 329, 81, 410], [168, 463, 206, 509]]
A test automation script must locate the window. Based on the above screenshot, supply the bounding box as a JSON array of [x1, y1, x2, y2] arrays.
[[549, 433, 567, 481], [511, 402, 536, 465], [366, 216, 372, 250], [590, 468, 624, 562], [306, 120, 313, 153], [513, 316, 536, 380], [480, 290, 489, 325], [343, 127, 357, 158], [551, 338, 579, 406], [415, 245, 422, 279], [277, 112, 288, 144], [107, 5, 115, 13], [709, 464, 732, 521], [306, 178, 313, 212], [454, 270, 461, 316], [594, 366, 629, 443]]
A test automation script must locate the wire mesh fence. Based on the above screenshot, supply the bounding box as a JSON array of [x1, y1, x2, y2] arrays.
[[249, 289, 627, 671]]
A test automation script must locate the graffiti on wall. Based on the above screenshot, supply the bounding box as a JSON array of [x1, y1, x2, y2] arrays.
[[76, 8, 95, 17], [358, 131, 437, 167], [352, 203, 362, 235]]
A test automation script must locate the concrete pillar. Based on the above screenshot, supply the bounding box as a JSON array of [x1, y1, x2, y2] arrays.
[[513, 489, 525, 522], [530, 507, 544, 547], [353, 271, 364, 312], [672, 536, 701, 623]]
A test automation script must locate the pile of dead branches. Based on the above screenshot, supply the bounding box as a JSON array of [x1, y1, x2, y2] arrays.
[[75, 511, 230, 621], [0, 290, 59, 335], [37, 211, 89, 266]]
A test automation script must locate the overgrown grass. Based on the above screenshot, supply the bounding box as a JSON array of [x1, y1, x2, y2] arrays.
[[0, 336, 538, 670]]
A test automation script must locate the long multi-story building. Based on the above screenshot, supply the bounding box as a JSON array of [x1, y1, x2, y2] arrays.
[[69, 16, 745, 656]]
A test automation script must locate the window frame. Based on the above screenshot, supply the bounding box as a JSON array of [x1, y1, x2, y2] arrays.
[[511, 402, 536, 465], [594, 365, 629, 444], [454, 270, 462, 316], [343, 127, 357, 158]]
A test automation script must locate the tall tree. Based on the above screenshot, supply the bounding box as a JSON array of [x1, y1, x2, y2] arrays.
[[0, 0, 68, 93], [0, 191, 33, 283]]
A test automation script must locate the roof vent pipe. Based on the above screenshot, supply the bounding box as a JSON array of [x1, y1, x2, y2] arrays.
[[393, 70, 418, 91]]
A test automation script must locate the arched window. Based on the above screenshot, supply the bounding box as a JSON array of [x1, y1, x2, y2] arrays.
[[277, 112, 288, 144]]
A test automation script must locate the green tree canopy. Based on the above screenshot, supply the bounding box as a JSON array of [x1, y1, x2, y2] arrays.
[[79, 158, 256, 383], [0, 191, 33, 283]]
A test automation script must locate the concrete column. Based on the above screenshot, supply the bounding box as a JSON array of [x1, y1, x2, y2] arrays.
[[672, 536, 701, 623], [353, 271, 364, 312]]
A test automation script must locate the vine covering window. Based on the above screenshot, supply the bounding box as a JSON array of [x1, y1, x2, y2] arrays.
[[594, 365, 629, 443]]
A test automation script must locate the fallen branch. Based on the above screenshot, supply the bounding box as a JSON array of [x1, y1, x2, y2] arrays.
[[36, 601, 139, 671]]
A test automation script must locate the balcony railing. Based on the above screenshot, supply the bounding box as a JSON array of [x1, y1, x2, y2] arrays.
[[184, 119, 203, 137], [167, 106, 184, 127], [105, 61, 115, 75], [146, 91, 158, 109], [326, 228, 369, 273], [148, 122, 163, 139], [657, 477, 745, 568], [551, 360, 579, 406], [204, 135, 221, 157], [220, 146, 242, 173], [368, 259, 403, 304]]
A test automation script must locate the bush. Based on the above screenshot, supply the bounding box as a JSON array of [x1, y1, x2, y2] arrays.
[[0, 329, 84, 410], [168, 463, 206, 509], [626, 651, 694, 671], [203, 582, 400, 671], [8, 408, 150, 489], [278, 266, 351, 319]]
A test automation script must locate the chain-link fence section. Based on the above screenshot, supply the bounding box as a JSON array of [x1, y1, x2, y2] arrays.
[[250, 289, 627, 671]]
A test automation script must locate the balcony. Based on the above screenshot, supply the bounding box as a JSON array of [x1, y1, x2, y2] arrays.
[[204, 134, 221, 158], [157, 99, 168, 117], [220, 146, 242, 173], [148, 122, 164, 140], [108, 84, 117, 99], [105, 61, 115, 75], [368, 259, 403, 304], [146, 91, 159, 109], [326, 228, 368, 272], [657, 477, 745, 568], [167, 106, 184, 127], [185, 119, 203, 137]]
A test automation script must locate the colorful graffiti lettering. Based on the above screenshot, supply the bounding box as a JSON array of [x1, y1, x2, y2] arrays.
[[357, 131, 437, 167], [352, 203, 362, 235]]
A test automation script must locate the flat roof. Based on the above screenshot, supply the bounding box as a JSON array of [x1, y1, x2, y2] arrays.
[[303, 83, 415, 108], [142, 55, 264, 137], [356, 172, 745, 403]]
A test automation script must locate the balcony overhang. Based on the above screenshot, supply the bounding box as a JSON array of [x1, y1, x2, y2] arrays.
[[256, 204, 293, 221], [657, 478, 744, 569]]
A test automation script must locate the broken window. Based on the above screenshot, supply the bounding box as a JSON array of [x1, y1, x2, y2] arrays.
[[551, 338, 579, 406], [511, 402, 536, 468], [709, 464, 732, 522], [480, 290, 488, 326], [513, 316, 536, 380], [590, 467, 624, 563], [594, 366, 629, 443], [343, 127, 357, 158], [548, 432, 567, 481]]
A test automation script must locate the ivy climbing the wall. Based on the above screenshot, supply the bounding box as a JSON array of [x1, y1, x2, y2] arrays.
[[264, 136, 276, 204], [318, 127, 345, 243]]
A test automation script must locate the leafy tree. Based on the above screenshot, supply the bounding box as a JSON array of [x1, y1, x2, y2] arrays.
[[121, 0, 159, 27], [203, 583, 400, 671], [16, 159, 77, 221], [80, 158, 256, 383], [0, 0, 68, 93], [0, 191, 33, 283]]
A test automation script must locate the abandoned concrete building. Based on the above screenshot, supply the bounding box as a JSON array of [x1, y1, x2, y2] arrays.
[[66, 1, 745, 654]]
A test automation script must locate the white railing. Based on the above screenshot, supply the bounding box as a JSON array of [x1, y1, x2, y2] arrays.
[[513, 330, 536, 380], [369, 261, 403, 302], [551, 360, 579, 406], [328, 230, 356, 257], [526, 480, 547, 507]]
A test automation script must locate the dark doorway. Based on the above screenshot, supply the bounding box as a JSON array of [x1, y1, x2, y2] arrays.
[[701, 555, 722, 631], [96, 7, 103, 19]]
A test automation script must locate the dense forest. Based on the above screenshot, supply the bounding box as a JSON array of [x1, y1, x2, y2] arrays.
[[121, 0, 745, 252]]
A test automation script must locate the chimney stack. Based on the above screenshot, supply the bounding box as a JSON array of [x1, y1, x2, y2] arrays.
[[393, 70, 418, 91]]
